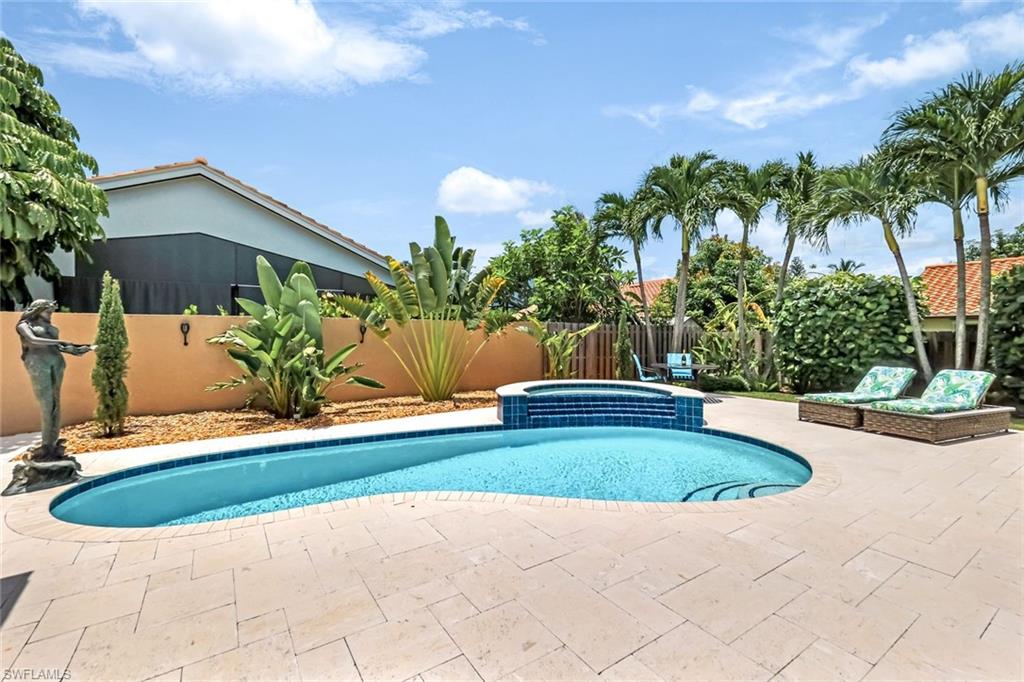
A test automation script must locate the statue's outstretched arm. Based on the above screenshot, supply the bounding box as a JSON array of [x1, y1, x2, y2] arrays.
[[16, 321, 63, 348]]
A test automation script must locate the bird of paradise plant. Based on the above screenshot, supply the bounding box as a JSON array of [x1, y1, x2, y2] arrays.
[[333, 217, 507, 402]]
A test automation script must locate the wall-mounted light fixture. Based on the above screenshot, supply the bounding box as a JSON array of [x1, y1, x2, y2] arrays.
[[359, 323, 368, 344], [180, 320, 191, 346]]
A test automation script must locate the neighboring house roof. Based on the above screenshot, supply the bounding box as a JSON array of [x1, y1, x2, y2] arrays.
[[91, 157, 388, 267], [621, 277, 673, 303], [920, 256, 1024, 317]]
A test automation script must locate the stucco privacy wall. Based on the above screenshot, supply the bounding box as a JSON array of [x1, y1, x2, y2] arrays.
[[0, 313, 542, 436]]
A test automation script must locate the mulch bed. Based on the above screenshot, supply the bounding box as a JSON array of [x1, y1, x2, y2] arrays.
[[61, 391, 497, 455]]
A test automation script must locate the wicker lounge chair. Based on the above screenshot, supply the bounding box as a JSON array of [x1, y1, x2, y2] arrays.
[[862, 369, 1012, 443], [798, 366, 917, 429]]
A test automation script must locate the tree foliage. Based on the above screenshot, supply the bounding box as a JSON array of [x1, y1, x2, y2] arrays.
[[0, 38, 108, 308], [966, 224, 1024, 260], [989, 265, 1024, 411], [489, 206, 630, 322], [91, 271, 129, 436], [774, 273, 921, 393], [648, 236, 776, 327]]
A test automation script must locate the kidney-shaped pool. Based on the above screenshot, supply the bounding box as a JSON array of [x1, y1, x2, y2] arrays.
[[51, 426, 811, 527]]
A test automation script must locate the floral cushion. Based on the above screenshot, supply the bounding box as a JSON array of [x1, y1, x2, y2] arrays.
[[852, 366, 917, 397], [870, 398, 966, 415], [919, 369, 995, 409], [803, 366, 916, 405], [804, 391, 890, 405]]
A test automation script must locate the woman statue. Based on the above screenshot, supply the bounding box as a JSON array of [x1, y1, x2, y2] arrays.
[[16, 300, 94, 460]]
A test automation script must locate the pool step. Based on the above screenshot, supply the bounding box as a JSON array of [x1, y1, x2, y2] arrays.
[[681, 480, 800, 502]]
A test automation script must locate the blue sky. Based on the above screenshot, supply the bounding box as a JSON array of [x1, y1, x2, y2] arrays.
[[4, 0, 1023, 280]]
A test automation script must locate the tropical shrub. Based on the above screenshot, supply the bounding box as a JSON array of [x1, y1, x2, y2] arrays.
[[614, 310, 632, 379], [208, 256, 381, 418], [989, 265, 1024, 412], [695, 375, 750, 393], [334, 217, 507, 401], [648, 237, 777, 327], [489, 206, 631, 322], [774, 273, 920, 393], [91, 271, 129, 436], [520, 319, 600, 380], [1, 38, 109, 308]]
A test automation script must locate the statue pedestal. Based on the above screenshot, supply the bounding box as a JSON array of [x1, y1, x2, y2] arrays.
[[2, 441, 82, 496]]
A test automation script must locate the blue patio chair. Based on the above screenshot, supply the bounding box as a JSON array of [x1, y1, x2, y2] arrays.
[[665, 352, 694, 381], [632, 354, 663, 382]]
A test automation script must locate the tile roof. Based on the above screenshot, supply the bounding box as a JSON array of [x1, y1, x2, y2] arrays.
[[621, 277, 673, 304], [91, 157, 387, 264], [920, 256, 1024, 317]]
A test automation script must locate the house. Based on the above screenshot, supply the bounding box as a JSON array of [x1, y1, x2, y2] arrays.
[[36, 158, 392, 314], [920, 256, 1024, 332], [621, 277, 672, 309], [920, 255, 1024, 368]]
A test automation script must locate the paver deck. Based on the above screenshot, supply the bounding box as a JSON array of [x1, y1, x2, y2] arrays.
[[1, 397, 1020, 681]]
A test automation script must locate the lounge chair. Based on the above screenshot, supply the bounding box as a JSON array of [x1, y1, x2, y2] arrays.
[[665, 353, 694, 381], [863, 369, 1012, 443], [799, 366, 917, 428], [632, 354, 663, 383]]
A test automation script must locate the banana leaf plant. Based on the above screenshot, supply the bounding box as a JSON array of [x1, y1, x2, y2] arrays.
[[332, 217, 508, 402], [519, 318, 601, 380], [207, 256, 383, 418]]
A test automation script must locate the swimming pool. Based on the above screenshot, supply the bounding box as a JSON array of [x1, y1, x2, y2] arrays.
[[50, 426, 811, 527]]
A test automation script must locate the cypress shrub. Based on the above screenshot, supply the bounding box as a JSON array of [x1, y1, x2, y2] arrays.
[[92, 271, 130, 435], [614, 310, 633, 379]]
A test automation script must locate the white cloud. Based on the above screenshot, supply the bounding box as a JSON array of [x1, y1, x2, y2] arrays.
[[394, 3, 539, 43], [31, 0, 538, 94], [722, 91, 840, 130], [963, 9, 1024, 56], [957, 0, 997, 14], [847, 31, 971, 89], [516, 208, 554, 227], [602, 87, 720, 130], [437, 167, 553, 214], [604, 7, 1024, 131]]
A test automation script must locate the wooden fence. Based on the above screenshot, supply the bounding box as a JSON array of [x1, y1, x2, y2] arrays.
[[544, 322, 768, 380], [545, 322, 702, 380]]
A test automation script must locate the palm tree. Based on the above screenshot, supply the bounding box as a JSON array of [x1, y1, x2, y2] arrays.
[[642, 151, 730, 351], [828, 258, 865, 273], [594, 189, 660, 359], [774, 152, 828, 313], [720, 160, 787, 379], [816, 152, 933, 381], [885, 63, 1024, 369]]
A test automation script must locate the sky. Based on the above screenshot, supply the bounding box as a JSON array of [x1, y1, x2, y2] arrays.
[[4, 0, 1023, 281]]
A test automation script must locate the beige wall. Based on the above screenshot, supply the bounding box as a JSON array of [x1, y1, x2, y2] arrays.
[[0, 313, 542, 436]]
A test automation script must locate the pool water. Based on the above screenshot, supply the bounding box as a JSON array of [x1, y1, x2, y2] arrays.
[[525, 386, 666, 398], [51, 427, 811, 527]]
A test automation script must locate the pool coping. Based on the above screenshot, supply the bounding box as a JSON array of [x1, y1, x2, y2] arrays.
[[496, 379, 703, 399], [5, 408, 840, 543]]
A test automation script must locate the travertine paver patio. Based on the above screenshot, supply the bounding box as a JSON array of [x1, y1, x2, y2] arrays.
[[1, 397, 1021, 681]]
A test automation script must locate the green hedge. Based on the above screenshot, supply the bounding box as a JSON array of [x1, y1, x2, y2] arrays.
[[990, 265, 1024, 411], [774, 273, 918, 393]]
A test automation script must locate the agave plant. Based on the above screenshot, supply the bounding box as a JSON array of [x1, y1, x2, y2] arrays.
[[333, 217, 507, 402], [208, 256, 382, 418], [519, 318, 601, 380]]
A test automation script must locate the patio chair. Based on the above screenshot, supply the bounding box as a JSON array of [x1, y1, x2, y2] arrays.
[[632, 354, 663, 383], [665, 352, 694, 381], [798, 366, 917, 429], [862, 369, 1012, 443]]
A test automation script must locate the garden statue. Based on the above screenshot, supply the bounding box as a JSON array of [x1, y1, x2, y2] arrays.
[[3, 300, 94, 495]]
